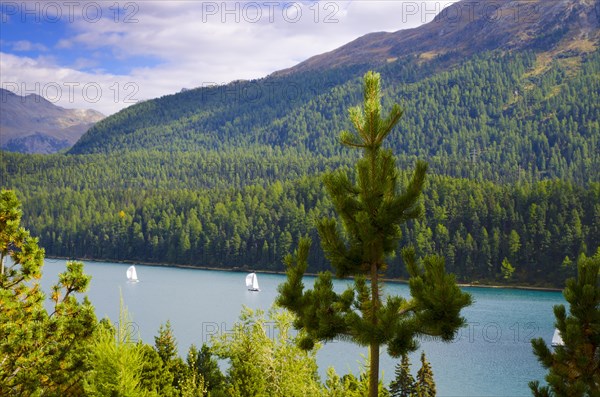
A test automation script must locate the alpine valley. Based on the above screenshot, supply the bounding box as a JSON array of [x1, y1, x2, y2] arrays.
[[2, 0, 599, 287]]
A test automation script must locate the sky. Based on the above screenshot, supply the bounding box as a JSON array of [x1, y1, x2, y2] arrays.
[[1, 1, 455, 115]]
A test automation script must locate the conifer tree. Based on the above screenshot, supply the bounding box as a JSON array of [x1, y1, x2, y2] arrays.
[[154, 321, 187, 393], [415, 352, 436, 397], [138, 343, 177, 397], [84, 312, 145, 396], [277, 72, 472, 397], [0, 189, 96, 396], [389, 354, 415, 397], [194, 343, 225, 393], [529, 248, 600, 397], [180, 346, 207, 397], [155, 321, 179, 365]]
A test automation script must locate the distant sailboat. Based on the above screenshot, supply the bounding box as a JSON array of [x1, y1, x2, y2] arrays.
[[246, 272, 260, 291], [127, 265, 139, 283], [551, 328, 564, 347]]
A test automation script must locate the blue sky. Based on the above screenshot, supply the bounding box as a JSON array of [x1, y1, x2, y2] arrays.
[[1, 1, 453, 115]]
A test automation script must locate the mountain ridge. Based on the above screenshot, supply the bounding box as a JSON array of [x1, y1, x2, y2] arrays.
[[0, 88, 105, 154], [274, 0, 600, 75]]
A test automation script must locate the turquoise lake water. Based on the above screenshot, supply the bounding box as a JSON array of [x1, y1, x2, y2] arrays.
[[40, 259, 565, 396]]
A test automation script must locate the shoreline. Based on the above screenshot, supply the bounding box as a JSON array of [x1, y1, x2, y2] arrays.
[[44, 255, 563, 292]]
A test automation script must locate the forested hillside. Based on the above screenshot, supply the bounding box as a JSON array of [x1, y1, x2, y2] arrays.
[[3, 130, 600, 287], [2, 3, 600, 287], [70, 50, 600, 184]]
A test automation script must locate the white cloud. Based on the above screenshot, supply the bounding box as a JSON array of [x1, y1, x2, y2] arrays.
[[0, 53, 144, 115], [11, 40, 48, 52], [1, 1, 454, 115]]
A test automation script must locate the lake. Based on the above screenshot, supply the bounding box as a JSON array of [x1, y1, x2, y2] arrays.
[[40, 259, 565, 396]]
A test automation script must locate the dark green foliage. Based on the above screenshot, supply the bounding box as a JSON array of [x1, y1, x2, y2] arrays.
[[2, 153, 598, 286], [389, 354, 415, 397], [155, 321, 188, 393], [2, 50, 600, 286], [401, 249, 473, 344], [194, 344, 225, 393], [155, 321, 179, 365], [138, 343, 177, 396], [529, 248, 600, 397], [64, 50, 600, 187], [389, 352, 436, 397], [68, 68, 366, 155]]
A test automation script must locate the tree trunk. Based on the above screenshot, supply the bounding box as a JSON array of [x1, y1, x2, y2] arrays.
[[369, 341, 380, 397], [369, 262, 380, 397]]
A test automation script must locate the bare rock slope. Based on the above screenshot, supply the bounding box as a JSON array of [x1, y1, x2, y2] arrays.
[[0, 89, 105, 154]]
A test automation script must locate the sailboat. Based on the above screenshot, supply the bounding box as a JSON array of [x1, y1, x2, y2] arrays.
[[551, 328, 564, 347], [245, 272, 260, 291], [126, 265, 139, 283]]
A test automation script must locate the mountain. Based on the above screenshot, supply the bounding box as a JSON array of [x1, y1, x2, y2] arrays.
[[276, 0, 600, 75], [0, 89, 105, 154], [67, 0, 600, 188], [70, 0, 599, 157]]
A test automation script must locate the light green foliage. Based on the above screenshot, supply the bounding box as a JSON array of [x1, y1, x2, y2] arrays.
[[0, 189, 96, 396], [530, 248, 600, 397], [211, 306, 322, 397], [562, 256, 573, 268], [322, 367, 346, 397], [277, 72, 471, 397], [155, 321, 179, 364], [509, 230, 521, 261], [84, 305, 145, 396], [86, 304, 200, 397], [323, 360, 390, 397], [179, 347, 207, 397], [501, 257, 516, 280]]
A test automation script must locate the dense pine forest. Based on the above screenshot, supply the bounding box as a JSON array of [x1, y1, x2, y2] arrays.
[[2, 49, 600, 287]]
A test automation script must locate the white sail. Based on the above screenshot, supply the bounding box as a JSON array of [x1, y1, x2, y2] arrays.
[[246, 272, 260, 291], [127, 265, 139, 282], [551, 328, 563, 347]]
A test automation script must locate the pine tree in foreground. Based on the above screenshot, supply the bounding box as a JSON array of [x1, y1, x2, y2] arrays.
[[277, 71, 472, 397], [0, 189, 97, 396], [529, 248, 600, 397], [389, 354, 415, 397]]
